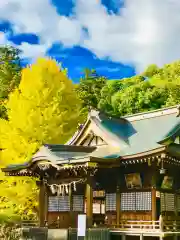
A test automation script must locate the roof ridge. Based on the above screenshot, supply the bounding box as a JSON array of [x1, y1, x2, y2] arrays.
[[67, 105, 180, 145], [124, 105, 179, 122]]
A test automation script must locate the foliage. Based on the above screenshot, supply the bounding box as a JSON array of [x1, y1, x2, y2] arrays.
[[78, 61, 180, 116], [98, 76, 144, 116], [111, 81, 169, 116], [76, 68, 107, 110], [0, 224, 21, 240], [0, 58, 81, 219], [0, 57, 81, 165], [0, 175, 38, 220], [142, 64, 160, 78], [0, 46, 21, 119]]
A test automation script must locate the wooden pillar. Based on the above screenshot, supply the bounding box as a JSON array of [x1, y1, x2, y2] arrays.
[[85, 176, 93, 227], [174, 234, 178, 240], [39, 180, 47, 227], [152, 187, 156, 221], [44, 186, 48, 225], [116, 186, 121, 226], [122, 234, 126, 240], [69, 186, 73, 227], [140, 234, 144, 240]]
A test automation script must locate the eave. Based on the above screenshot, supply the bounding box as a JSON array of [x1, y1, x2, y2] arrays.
[[157, 123, 180, 146], [3, 106, 180, 174], [166, 143, 180, 158], [1, 144, 97, 173], [121, 146, 166, 160]]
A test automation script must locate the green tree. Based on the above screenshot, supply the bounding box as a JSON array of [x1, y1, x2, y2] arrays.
[[143, 64, 160, 78], [111, 82, 169, 116], [0, 57, 81, 219], [76, 68, 107, 109], [97, 61, 180, 116], [98, 75, 145, 116], [0, 46, 21, 118]]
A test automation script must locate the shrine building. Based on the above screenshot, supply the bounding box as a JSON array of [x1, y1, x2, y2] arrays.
[[2, 105, 180, 240]]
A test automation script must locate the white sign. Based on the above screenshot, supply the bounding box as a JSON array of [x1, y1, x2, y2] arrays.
[[156, 191, 160, 198], [77, 214, 86, 237]]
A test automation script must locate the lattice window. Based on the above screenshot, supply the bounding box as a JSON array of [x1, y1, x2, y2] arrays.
[[48, 196, 70, 212], [59, 196, 70, 211], [73, 195, 84, 212], [121, 192, 136, 211], [136, 192, 151, 211], [48, 196, 59, 212], [121, 192, 151, 211], [106, 193, 116, 211], [160, 193, 175, 212]]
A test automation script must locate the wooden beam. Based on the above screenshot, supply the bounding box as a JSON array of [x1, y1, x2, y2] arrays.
[[39, 180, 47, 227], [122, 234, 126, 240], [151, 187, 156, 221], [48, 177, 82, 184], [140, 234, 144, 240], [44, 186, 48, 225], [85, 176, 93, 227], [69, 186, 73, 227]]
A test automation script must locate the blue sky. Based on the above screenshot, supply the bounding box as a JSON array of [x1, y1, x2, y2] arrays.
[[0, 0, 180, 82]]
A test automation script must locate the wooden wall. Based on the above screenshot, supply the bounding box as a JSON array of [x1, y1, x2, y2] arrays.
[[47, 212, 71, 228], [46, 162, 180, 228], [120, 212, 152, 221]]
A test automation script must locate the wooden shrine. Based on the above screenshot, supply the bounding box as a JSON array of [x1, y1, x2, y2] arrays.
[[2, 105, 180, 237]]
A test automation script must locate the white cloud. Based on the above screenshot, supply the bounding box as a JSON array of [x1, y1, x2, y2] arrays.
[[75, 0, 180, 72], [1, 0, 180, 72], [0, 0, 82, 60], [19, 42, 49, 59], [0, 0, 82, 46], [0, 31, 48, 60]]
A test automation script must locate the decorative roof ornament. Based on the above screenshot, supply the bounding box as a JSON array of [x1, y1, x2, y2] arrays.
[[38, 162, 51, 171]]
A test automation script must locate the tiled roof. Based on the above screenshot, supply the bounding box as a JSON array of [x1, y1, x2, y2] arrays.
[[2, 106, 180, 171], [94, 106, 180, 156]]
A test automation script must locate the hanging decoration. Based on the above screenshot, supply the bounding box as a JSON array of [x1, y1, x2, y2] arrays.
[[160, 154, 166, 175], [47, 178, 86, 196]]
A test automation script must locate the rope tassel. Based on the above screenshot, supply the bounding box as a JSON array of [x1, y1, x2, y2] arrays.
[[48, 178, 86, 195]]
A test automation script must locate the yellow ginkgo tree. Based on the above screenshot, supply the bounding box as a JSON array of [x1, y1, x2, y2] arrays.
[[0, 58, 82, 220]]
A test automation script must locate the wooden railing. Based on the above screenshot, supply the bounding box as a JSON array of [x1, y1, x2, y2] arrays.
[[20, 219, 180, 233], [163, 220, 180, 232], [110, 219, 180, 232], [111, 220, 160, 232]]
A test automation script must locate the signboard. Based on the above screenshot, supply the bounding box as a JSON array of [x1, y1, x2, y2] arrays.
[[125, 173, 142, 189], [77, 214, 86, 237], [161, 176, 173, 189]]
